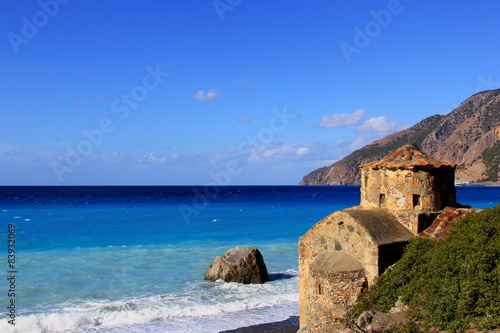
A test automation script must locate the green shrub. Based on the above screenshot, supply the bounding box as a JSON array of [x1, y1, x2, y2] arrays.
[[349, 205, 500, 332], [480, 142, 500, 181]]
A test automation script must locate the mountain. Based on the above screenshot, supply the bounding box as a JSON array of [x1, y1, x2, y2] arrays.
[[300, 89, 500, 186]]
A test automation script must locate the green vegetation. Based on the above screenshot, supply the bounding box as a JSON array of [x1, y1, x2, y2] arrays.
[[479, 141, 500, 181], [349, 206, 500, 332], [408, 119, 443, 148], [482, 101, 500, 132]]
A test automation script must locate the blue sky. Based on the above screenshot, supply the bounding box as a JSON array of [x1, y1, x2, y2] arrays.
[[1, 0, 500, 185]]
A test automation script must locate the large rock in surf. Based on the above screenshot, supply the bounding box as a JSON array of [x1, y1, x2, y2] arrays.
[[204, 247, 269, 284]]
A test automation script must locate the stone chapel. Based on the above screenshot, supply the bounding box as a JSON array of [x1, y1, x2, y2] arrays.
[[298, 145, 476, 332]]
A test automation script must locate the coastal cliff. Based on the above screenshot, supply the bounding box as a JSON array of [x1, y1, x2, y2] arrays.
[[300, 89, 500, 186]]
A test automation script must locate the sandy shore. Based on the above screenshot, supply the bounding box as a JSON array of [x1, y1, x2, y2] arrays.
[[219, 316, 299, 333]]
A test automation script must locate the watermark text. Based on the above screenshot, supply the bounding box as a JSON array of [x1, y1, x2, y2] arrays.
[[6, 223, 17, 326], [51, 64, 168, 182], [340, 0, 404, 63], [7, 0, 71, 54]]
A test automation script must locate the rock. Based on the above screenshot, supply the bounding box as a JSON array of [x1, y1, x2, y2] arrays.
[[338, 328, 357, 333], [389, 296, 409, 313], [356, 310, 383, 329], [204, 247, 269, 284]]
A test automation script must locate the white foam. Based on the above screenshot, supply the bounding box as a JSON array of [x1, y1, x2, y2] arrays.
[[93, 301, 299, 333], [0, 272, 299, 333]]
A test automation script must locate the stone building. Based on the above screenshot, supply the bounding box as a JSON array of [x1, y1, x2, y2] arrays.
[[298, 145, 464, 332], [359, 145, 457, 234]]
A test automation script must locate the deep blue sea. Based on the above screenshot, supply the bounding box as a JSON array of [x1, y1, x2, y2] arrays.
[[1, 186, 499, 333]]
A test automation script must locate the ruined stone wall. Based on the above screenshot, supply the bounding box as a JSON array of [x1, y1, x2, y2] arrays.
[[360, 167, 456, 233], [390, 210, 440, 234], [298, 208, 415, 331], [303, 269, 366, 332], [298, 210, 379, 330], [360, 168, 456, 211]]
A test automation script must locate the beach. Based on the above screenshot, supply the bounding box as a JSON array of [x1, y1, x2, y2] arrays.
[[220, 317, 299, 333]]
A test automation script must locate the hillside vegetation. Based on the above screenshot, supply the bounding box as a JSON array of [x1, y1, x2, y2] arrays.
[[300, 89, 500, 185], [348, 206, 500, 332]]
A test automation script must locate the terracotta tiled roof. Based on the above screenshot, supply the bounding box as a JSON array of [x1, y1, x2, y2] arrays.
[[421, 207, 481, 240], [359, 145, 456, 170]]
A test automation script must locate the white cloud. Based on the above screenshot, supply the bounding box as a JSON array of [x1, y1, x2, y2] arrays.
[[3, 149, 31, 156], [193, 88, 221, 101], [44, 135, 377, 183], [247, 145, 292, 163], [357, 116, 407, 134], [137, 153, 170, 165], [96, 151, 127, 163], [92, 151, 183, 167], [244, 141, 358, 165], [318, 109, 365, 128], [349, 135, 370, 151], [37, 137, 377, 184], [297, 147, 309, 155]]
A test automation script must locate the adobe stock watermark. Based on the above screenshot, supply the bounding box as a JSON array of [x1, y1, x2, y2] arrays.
[[475, 74, 500, 93], [178, 107, 296, 223], [7, 0, 71, 54], [51, 64, 169, 182], [213, 0, 243, 21], [339, 0, 407, 64]]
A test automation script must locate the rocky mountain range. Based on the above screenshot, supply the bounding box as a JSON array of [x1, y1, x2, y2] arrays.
[[300, 89, 500, 186]]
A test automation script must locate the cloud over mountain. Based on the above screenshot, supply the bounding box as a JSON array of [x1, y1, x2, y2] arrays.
[[318, 109, 365, 128], [357, 116, 407, 134]]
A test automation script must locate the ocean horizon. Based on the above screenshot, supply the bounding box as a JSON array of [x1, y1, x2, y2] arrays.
[[1, 185, 499, 333]]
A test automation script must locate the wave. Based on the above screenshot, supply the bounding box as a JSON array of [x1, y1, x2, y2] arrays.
[[0, 271, 299, 333]]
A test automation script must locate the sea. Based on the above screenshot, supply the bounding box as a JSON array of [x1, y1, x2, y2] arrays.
[[1, 185, 499, 333]]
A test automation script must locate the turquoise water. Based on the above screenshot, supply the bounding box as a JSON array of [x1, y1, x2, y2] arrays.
[[0, 186, 498, 332]]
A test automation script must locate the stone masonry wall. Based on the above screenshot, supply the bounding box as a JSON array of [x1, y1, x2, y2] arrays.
[[304, 269, 367, 332], [360, 168, 456, 233], [361, 168, 456, 212], [298, 210, 379, 330]]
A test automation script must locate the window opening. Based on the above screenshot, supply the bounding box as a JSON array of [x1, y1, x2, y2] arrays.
[[379, 194, 386, 208]]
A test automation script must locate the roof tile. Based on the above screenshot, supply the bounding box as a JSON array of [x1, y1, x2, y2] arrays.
[[359, 145, 456, 170]]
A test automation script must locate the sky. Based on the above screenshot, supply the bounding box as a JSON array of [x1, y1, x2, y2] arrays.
[[1, 0, 500, 185]]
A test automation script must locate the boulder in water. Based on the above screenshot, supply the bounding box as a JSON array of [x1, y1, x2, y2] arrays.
[[204, 247, 269, 284]]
